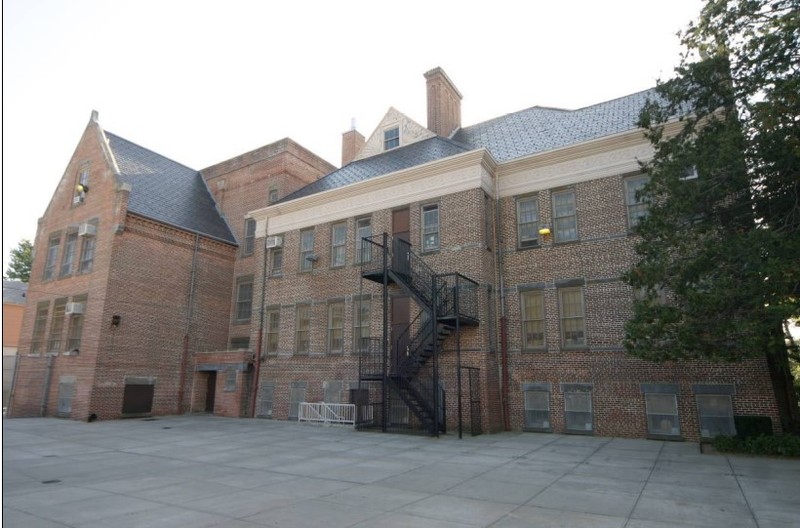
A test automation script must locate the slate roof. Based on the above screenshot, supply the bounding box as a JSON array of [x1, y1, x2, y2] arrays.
[[105, 132, 237, 245], [452, 88, 657, 162], [3, 280, 28, 304], [281, 136, 471, 202], [280, 88, 657, 204]]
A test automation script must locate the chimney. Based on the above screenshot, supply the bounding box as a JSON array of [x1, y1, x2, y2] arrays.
[[424, 67, 463, 137], [341, 123, 365, 166]]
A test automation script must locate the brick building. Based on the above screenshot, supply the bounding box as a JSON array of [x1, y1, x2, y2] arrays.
[[9, 68, 785, 440]]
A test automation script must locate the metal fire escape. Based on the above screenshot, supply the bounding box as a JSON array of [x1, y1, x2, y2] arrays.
[[357, 233, 479, 436]]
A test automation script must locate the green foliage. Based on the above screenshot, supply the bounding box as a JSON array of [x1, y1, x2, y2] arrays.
[[734, 416, 774, 439], [5, 239, 32, 282], [625, 0, 800, 363], [712, 433, 800, 457]]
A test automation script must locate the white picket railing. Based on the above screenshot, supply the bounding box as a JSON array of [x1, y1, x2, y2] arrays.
[[298, 402, 357, 426]]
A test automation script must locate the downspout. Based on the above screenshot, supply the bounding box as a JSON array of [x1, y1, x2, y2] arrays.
[[251, 219, 269, 417], [40, 354, 55, 416], [179, 233, 200, 414], [494, 172, 511, 431]]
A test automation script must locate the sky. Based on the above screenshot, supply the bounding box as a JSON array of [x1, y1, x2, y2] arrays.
[[2, 0, 705, 274]]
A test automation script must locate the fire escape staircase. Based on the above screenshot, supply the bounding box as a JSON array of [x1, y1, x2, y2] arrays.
[[360, 234, 479, 435]]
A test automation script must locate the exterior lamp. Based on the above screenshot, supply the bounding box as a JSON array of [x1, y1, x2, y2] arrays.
[[538, 226, 551, 236], [76, 183, 90, 194]]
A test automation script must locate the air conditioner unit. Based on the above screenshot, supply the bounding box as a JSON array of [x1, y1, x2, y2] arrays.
[[65, 302, 85, 315], [78, 223, 96, 237], [266, 235, 283, 249]]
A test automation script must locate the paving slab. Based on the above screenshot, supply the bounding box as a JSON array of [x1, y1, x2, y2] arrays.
[[4, 415, 800, 528]]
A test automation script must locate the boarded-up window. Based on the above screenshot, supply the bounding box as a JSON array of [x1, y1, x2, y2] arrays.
[[56, 378, 75, 416], [258, 381, 276, 418], [288, 381, 307, 420], [121, 378, 155, 415], [324, 381, 343, 404], [524, 389, 550, 430]]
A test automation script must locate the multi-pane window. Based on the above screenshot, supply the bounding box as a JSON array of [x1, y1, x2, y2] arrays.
[[271, 248, 283, 276], [60, 233, 78, 277], [57, 378, 75, 416], [324, 381, 343, 404], [645, 393, 680, 436], [48, 298, 68, 353], [552, 189, 578, 242], [520, 291, 545, 349], [74, 168, 89, 204], [44, 236, 60, 280], [625, 175, 650, 229], [265, 308, 280, 355], [384, 127, 400, 150], [230, 337, 250, 350], [327, 302, 344, 354], [330, 222, 346, 267], [224, 369, 237, 392], [31, 302, 50, 354], [235, 278, 253, 322], [422, 204, 440, 252], [243, 219, 256, 256], [66, 295, 87, 352], [258, 381, 276, 417], [79, 235, 96, 274], [269, 188, 279, 203], [295, 305, 311, 354], [696, 394, 736, 438], [299, 229, 315, 272], [564, 385, 593, 433], [523, 387, 551, 430], [353, 297, 371, 353], [559, 287, 586, 347], [516, 196, 539, 247], [355, 217, 372, 264]]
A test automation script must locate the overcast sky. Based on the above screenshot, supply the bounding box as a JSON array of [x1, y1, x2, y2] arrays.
[[2, 0, 704, 274]]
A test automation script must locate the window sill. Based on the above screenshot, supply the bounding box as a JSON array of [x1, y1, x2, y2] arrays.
[[522, 347, 547, 353], [516, 243, 540, 252], [564, 429, 595, 436], [523, 427, 552, 433], [647, 433, 685, 442]]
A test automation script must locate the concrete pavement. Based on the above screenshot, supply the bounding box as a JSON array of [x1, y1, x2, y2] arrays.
[[3, 415, 799, 527]]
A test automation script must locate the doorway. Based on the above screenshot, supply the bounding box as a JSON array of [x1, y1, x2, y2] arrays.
[[205, 371, 217, 413]]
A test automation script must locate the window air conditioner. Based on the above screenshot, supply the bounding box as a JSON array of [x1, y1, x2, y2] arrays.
[[266, 236, 283, 249], [78, 223, 97, 237], [65, 302, 85, 315]]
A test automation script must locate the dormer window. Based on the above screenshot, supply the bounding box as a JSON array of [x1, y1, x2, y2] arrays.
[[74, 167, 90, 204], [383, 127, 400, 150]]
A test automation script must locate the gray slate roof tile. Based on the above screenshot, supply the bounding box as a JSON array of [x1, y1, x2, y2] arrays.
[[105, 132, 236, 245], [3, 280, 28, 304]]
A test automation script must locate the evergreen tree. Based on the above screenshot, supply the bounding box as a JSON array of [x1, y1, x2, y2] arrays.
[[5, 239, 33, 283]]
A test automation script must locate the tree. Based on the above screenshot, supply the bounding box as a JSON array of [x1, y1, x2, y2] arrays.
[[5, 239, 33, 282], [625, 0, 799, 423]]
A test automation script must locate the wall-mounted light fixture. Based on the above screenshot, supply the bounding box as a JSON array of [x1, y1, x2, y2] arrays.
[[538, 226, 551, 237], [76, 183, 90, 194], [111, 315, 121, 327]]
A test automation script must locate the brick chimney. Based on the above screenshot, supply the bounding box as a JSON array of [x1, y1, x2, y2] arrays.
[[341, 125, 365, 166], [424, 67, 462, 137]]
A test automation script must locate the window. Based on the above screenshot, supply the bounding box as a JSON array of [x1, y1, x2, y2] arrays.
[[516, 196, 539, 247], [60, 233, 78, 277], [257, 381, 276, 417], [230, 337, 250, 350], [559, 287, 585, 347], [384, 126, 400, 150], [243, 219, 256, 256], [43, 236, 60, 280], [289, 381, 307, 420], [271, 248, 283, 276], [520, 291, 545, 349], [74, 168, 89, 204], [327, 302, 344, 354], [645, 393, 680, 437], [31, 302, 50, 354], [552, 189, 578, 242], [79, 235, 96, 274], [355, 217, 372, 264], [330, 222, 346, 267], [57, 378, 75, 416], [299, 229, 315, 272], [324, 380, 343, 404], [353, 297, 371, 353], [269, 188, 279, 203], [625, 175, 650, 229], [48, 298, 68, 353], [265, 308, 280, 355], [295, 305, 311, 354], [523, 384, 551, 430], [696, 394, 736, 438], [235, 278, 253, 322], [564, 384, 593, 433], [224, 369, 237, 392], [66, 295, 87, 352], [422, 204, 440, 252]]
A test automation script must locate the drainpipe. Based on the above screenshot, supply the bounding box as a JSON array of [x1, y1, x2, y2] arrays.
[[494, 173, 511, 431], [251, 221, 270, 417], [179, 233, 200, 414], [40, 354, 55, 416]]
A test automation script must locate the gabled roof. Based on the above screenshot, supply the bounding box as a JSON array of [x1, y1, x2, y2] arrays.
[[3, 280, 28, 304], [280, 136, 471, 202], [452, 88, 657, 162], [105, 132, 237, 245]]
